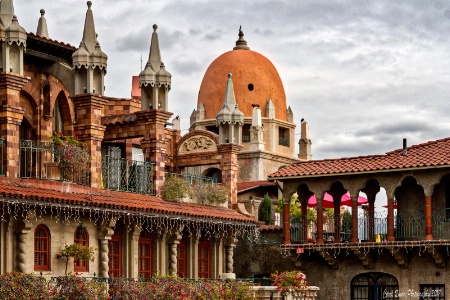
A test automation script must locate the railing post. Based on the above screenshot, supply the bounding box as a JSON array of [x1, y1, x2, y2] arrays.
[[425, 195, 433, 240], [387, 198, 395, 241]]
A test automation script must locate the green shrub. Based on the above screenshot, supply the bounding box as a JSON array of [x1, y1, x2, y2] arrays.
[[193, 182, 228, 205], [162, 175, 193, 202], [259, 193, 272, 225]]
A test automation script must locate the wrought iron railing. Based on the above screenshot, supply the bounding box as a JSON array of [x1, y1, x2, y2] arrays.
[[432, 209, 450, 239], [278, 137, 288, 146], [395, 210, 425, 240], [19, 140, 90, 186], [101, 155, 154, 195], [165, 172, 217, 184], [242, 135, 250, 143], [0, 138, 4, 176]]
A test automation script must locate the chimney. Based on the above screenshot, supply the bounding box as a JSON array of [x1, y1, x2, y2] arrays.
[[402, 138, 407, 156]]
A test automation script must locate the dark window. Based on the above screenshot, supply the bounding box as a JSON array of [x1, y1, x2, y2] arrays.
[[74, 227, 89, 272], [242, 124, 251, 143], [420, 284, 445, 300], [278, 127, 289, 146], [177, 235, 187, 277], [34, 225, 50, 271], [52, 97, 64, 134], [138, 231, 152, 279], [205, 125, 219, 135], [248, 83, 254, 91], [198, 235, 210, 278], [351, 272, 399, 300], [108, 225, 123, 278]]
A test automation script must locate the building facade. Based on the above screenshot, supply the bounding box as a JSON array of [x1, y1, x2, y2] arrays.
[[264, 138, 450, 299], [0, 0, 259, 279]]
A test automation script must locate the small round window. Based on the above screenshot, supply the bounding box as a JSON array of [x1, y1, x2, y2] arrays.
[[248, 83, 254, 91]]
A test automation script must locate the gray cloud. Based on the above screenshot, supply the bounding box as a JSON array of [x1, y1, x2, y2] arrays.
[[14, 0, 450, 161]]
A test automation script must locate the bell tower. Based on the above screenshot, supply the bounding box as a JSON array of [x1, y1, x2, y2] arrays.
[[139, 24, 172, 111], [72, 1, 107, 95]]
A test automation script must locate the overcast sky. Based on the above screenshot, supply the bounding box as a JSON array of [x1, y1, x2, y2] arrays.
[[14, 0, 450, 160]]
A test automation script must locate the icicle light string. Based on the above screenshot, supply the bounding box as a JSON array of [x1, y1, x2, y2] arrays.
[[0, 199, 258, 239]]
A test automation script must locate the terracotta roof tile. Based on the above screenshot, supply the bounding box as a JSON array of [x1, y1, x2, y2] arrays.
[[269, 137, 450, 178], [102, 113, 137, 126], [27, 32, 76, 49], [0, 178, 254, 223], [259, 225, 283, 232], [237, 180, 276, 193]]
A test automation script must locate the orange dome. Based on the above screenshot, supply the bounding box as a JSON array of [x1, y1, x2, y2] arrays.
[[198, 48, 287, 121]]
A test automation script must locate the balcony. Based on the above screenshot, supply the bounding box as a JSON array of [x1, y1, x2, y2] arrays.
[[101, 155, 154, 195], [290, 209, 450, 245], [164, 172, 217, 184], [19, 139, 90, 186]]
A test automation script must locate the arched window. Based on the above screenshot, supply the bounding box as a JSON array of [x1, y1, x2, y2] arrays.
[[138, 230, 152, 279], [198, 235, 210, 278], [204, 168, 222, 183], [351, 272, 399, 300], [108, 225, 123, 278], [177, 234, 187, 277], [52, 95, 64, 134], [74, 226, 89, 272], [34, 225, 50, 271]]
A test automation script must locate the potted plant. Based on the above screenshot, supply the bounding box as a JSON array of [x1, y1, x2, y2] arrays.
[[58, 243, 96, 275]]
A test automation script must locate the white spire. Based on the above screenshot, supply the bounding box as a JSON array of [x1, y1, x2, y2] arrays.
[[36, 9, 49, 38]]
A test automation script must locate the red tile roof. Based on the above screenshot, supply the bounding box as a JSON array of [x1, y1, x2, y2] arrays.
[[237, 180, 276, 193], [27, 32, 76, 49], [0, 178, 254, 223], [102, 113, 137, 126], [269, 137, 450, 179], [259, 225, 283, 232]]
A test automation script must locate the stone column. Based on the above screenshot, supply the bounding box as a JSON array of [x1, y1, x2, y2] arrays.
[[15, 221, 33, 273], [72, 94, 109, 188], [97, 225, 114, 278], [167, 230, 182, 276], [217, 144, 243, 207], [316, 197, 324, 244], [0, 74, 28, 177], [283, 200, 291, 244], [387, 197, 395, 241], [351, 195, 359, 243], [154, 230, 168, 276], [368, 195, 376, 242], [425, 195, 433, 240], [130, 225, 141, 278]]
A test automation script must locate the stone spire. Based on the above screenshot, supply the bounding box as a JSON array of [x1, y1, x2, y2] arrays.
[[216, 74, 243, 144], [72, 1, 107, 95], [298, 120, 312, 160], [1, 12, 26, 75], [233, 26, 250, 50], [36, 9, 49, 38], [139, 24, 171, 111], [0, 0, 14, 29], [249, 105, 264, 150], [81, 1, 96, 53]]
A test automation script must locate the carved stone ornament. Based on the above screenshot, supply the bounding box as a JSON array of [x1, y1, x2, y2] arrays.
[[179, 136, 217, 154]]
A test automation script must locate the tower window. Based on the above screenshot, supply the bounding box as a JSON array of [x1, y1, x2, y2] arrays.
[[248, 83, 254, 91], [278, 127, 289, 147]]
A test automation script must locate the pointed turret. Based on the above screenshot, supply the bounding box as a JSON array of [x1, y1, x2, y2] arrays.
[[266, 99, 275, 118], [216, 74, 243, 144], [287, 106, 294, 123], [1, 13, 26, 75], [298, 120, 312, 160], [139, 24, 172, 111], [233, 26, 250, 50], [0, 0, 14, 29], [73, 1, 107, 95], [36, 9, 49, 38]]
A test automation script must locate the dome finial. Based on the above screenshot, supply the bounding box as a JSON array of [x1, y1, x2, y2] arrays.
[[153, 24, 158, 32], [228, 73, 232, 79], [233, 26, 250, 50]]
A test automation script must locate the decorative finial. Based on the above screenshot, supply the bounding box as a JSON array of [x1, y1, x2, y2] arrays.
[[87, 1, 92, 9], [233, 26, 250, 50], [40, 9, 45, 16], [228, 73, 232, 79], [153, 24, 158, 32]]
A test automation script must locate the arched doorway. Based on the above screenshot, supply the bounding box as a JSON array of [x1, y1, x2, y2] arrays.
[[204, 168, 222, 183], [351, 272, 399, 300]]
